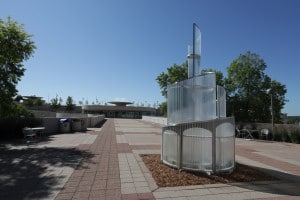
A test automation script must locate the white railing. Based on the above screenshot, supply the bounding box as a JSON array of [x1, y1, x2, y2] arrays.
[[142, 116, 167, 125], [162, 117, 235, 174]]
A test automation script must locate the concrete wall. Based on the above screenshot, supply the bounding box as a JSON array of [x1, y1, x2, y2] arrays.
[[41, 117, 60, 134], [33, 110, 56, 117], [142, 116, 167, 125], [56, 113, 88, 118], [87, 114, 105, 127], [40, 114, 105, 134]]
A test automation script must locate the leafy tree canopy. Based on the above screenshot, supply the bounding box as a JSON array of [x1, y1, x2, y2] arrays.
[[225, 51, 287, 123], [50, 95, 63, 111], [156, 62, 188, 98], [0, 17, 36, 117], [158, 101, 167, 117]]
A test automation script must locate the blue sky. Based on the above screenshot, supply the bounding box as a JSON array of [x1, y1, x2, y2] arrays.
[[1, 0, 300, 115]]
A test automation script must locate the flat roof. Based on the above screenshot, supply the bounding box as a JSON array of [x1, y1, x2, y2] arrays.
[[108, 101, 133, 107]]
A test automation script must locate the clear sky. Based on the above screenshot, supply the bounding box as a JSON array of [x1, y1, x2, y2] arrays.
[[1, 0, 300, 115]]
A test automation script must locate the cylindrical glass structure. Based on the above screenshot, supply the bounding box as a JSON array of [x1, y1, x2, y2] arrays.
[[162, 23, 235, 174], [162, 118, 235, 174], [167, 73, 216, 125]]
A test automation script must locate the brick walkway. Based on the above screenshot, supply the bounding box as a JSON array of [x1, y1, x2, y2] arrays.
[[1, 118, 300, 200], [55, 119, 156, 200], [55, 119, 120, 200]]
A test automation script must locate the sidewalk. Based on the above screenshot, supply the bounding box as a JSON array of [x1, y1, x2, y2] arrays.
[[1, 118, 300, 199]]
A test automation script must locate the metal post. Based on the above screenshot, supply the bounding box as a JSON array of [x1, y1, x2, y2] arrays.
[[266, 88, 274, 133], [212, 124, 216, 173], [177, 126, 183, 169], [271, 94, 274, 133]]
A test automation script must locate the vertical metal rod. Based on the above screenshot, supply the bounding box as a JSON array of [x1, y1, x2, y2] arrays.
[[271, 94, 274, 133], [212, 122, 216, 173], [161, 128, 164, 162], [192, 23, 196, 77], [177, 126, 182, 169]]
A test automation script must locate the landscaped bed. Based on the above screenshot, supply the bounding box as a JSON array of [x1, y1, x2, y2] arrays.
[[141, 154, 277, 187]]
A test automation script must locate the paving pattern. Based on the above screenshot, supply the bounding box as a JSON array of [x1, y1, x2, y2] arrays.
[[1, 118, 300, 199], [0, 132, 98, 200]]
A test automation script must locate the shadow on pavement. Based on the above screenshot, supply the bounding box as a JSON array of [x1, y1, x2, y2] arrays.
[[0, 146, 94, 199], [94, 118, 107, 128], [229, 165, 300, 197]]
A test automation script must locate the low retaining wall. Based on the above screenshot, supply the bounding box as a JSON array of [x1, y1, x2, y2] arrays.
[[56, 113, 88, 118], [32, 110, 56, 117], [236, 122, 300, 131], [41, 118, 60, 134], [87, 114, 105, 127], [142, 116, 167, 125], [41, 114, 105, 134]]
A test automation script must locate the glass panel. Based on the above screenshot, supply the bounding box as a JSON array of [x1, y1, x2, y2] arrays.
[[193, 23, 201, 76], [217, 86, 226, 118], [182, 128, 212, 170], [167, 73, 216, 125], [187, 45, 194, 78], [216, 123, 235, 171], [162, 130, 178, 166]]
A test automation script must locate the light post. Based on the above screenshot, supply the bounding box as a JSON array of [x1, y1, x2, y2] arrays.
[[266, 88, 274, 132]]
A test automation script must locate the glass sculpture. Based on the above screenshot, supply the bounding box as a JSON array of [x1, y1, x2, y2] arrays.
[[161, 24, 235, 174]]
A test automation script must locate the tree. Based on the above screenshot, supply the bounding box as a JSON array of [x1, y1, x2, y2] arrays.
[[66, 96, 75, 111], [0, 17, 36, 117], [23, 96, 43, 107], [158, 102, 167, 117], [225, 51, 287, 123], [50, 95, 62, 111], [156, 62, 188, 98]]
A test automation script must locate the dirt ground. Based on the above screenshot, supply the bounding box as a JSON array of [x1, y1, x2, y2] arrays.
[[141, 154, 277, 187]]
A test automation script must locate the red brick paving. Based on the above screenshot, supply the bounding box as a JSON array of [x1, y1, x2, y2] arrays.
[[236, 145, 300, 176], [117, 143, 132, 153], [55, 119, 121, 200], [121, 193, 155, 200], [130, 145, 160, 150], [55, 119, 157, 200]]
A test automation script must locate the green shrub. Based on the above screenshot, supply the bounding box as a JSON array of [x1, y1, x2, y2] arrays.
[[272, 128, 282, 142], [290, 128, 300, 144], [0, 117, 42, 139], [281, 128, 291, 142]]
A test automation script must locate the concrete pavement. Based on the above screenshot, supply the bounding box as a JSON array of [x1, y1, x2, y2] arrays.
[[0, 118, 299, 199]]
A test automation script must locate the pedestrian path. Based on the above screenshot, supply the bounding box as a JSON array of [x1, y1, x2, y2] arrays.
[[55, 119, 157, 200], [1, 119, 300, 199]]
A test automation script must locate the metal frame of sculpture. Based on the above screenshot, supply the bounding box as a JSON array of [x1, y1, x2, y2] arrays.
[[161, 24, 235, 174]]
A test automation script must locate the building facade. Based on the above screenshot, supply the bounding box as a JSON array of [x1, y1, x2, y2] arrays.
[[81, 101, 156, 119]]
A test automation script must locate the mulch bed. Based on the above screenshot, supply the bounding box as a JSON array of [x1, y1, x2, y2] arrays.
[[141, 154, 277, 187]]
